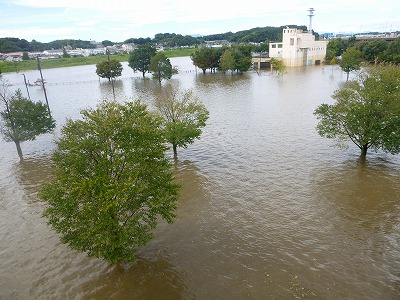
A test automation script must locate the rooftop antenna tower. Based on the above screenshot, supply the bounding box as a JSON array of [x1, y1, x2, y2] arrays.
[[308, 8, 315, 33]]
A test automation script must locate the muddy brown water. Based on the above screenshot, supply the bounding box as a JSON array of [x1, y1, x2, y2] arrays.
[[1, 57, 399, 299]]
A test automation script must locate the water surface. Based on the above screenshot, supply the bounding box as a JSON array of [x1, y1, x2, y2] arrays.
[[1, 58, 399, 299]]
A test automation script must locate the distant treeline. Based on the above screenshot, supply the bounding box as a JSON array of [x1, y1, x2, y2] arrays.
[[0, 25, 309, 53], [0, 38, 96, 53]]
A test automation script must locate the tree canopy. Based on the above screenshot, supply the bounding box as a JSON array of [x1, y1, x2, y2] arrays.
[[156, 86, 209, 158], [0, 85, 55, 160], [270, 58, 287, 76], [190, 47, 217, 74], [128, 44, 157, 78], [95, 59, 123, 81], [149, 52, 178, 84], [356, 40, 388, 65], [153, 33, 200, 47], [191, 46, 252, 74], [219, 50, 236, 73], [314, 64, 400, 157], [339, 47, 363, 81], [40, 100, 180, 265]]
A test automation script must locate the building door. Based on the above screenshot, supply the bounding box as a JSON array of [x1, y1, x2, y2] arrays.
[[302, 49, 308, 66]]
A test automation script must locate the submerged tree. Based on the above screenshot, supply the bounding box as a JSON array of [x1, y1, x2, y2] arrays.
[[270, 58, 287, 76], [339, 46, 362, 81], [156, 86, 209, 158], [314, 64, 400, 157], [0, 82, 55, 161], [149, 52, 178, 84], [96, 59, 123, 81], [219, 49, 235, 73], [190, 47, 215, 74], [40, 100, 179, 265], [128, 43, 157, 78]]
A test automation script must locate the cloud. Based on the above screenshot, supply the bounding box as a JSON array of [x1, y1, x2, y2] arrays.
[[2, 0, 400, 42]]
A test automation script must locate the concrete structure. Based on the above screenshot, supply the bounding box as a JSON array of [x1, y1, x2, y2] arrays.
[[251, 53, 271, 71], [269, 28, 327, 67]]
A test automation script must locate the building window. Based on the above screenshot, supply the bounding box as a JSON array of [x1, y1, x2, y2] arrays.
[[278, 44, 282, 48], [290, 38, 294, 45], [272, 44, 276, 48]]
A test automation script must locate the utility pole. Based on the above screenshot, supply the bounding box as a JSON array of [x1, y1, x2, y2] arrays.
[[21, 73, 31, 100], [36, 56, 51, 117]]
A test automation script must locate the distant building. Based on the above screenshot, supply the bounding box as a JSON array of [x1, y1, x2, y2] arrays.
[[205, 40, 230, 48], [42, 49, 63, 58], [269, 28, 327, 67], [67, 49, 86, 56], [84, 48, 106, 56], [121, 43, 136, 52]]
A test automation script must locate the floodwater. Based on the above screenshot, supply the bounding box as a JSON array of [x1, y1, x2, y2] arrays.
[[0, 57, 399, 299]]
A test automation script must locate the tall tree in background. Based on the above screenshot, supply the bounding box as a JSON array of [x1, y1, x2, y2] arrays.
[[339, 47, 362, 81], [41, 100, 180, 265], [96, 60, 123, 81], [314, 64, 400, 157], [22, 52, 30, 60], [219, 50, 235, 73], [0, 82, 55, 161], [149, 52, 178, 84], [128, 44, 157, 78], [384, 37, 400, 64], [356, 40, 387, 65], [62, 48, 70, 58], [156, 86, 209, 158]]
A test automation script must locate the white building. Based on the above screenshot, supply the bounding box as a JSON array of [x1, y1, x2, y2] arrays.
[[269, 28, 327, 67]]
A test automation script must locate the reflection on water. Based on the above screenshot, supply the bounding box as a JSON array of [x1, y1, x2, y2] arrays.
[[81, 255, 193, 300], [16, 156, 54, 201], [0, 58, 400, 299]]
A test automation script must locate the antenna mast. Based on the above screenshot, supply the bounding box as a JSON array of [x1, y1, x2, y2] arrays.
[[308, 8, 315, 33]]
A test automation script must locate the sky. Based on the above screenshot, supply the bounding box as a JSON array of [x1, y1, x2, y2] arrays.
[[0, 0, 400, 43]]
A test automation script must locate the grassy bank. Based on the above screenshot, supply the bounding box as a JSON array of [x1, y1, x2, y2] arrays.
[[0, 48, 196, 74]]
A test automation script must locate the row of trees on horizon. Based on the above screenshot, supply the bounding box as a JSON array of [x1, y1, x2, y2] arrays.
[[0, 25, 310, 53]]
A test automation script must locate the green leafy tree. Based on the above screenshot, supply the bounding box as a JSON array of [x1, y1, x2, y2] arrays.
[[22, 52, 30, 60], [40, 100, 180, 265], [236, 56, 252, 74], [191, 47, 215, 74], [339, 47, 362, 81], [219, 50, 235, 73], [128, 44, 157, 78], [62, 48, 70, 58], [314, 64, 400, 157], [149, 52, 178, 84], [326, 37, 356, 61], [357, 40, 387, 65], [102, 40, 114, 47], [270, 58, 287, 76], [96, 59, 123, 81], [383, 37, 400, 64], [0, 85, 55, 161], [156, 86, 209, 158]]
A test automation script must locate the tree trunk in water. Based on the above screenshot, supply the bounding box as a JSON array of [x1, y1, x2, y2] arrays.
[[173, 144, 178, 159], [361, 144, 368, 157], [15, 140, 23, 161]]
